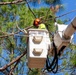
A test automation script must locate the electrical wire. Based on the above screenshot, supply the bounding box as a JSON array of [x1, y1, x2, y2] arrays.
[[56, 9, 76, 18], [25, 0, 36, 18], [46, 42, 58, 73]]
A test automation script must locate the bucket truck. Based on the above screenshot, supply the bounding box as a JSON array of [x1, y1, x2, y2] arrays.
[[49, 17, 76, 56], [27, 17, 76, 69], [27, 29, 50, 68]]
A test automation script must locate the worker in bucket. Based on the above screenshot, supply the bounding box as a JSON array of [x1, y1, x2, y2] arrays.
[[33, 18, 46, 29]]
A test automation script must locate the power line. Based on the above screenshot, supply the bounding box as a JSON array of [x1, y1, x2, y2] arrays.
[[56, 9, 76, 18], [25, 0, 36, 18]]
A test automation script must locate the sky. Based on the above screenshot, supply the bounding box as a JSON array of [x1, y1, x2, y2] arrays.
[[57, 0, 76, 44], [0, 0, 76, 75], [50, 0, 76, 74], [29, 0, 76, 44], [52, 0, 76, 75], [29, 0, 76, 75], [30, 0, 76, 44]]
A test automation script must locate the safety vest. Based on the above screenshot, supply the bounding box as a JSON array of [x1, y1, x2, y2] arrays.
[[38, 23, 46, 29]]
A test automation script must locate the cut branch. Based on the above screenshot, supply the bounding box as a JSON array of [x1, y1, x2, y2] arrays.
[[0, 50, 27, 71]]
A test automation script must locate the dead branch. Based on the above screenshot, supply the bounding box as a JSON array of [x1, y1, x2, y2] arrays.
[[0, 50, 27, 71]]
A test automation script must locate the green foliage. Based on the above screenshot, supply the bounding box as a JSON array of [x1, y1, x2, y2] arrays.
[[62, 59, 67, 66], [69, 44, 76, 50], [0, 1, 57, 74], [57, 19, 63, 24], [0, 46, 2, 54], [4, 37, 16, 50], [34, 7, 56, 31], [65, 72, 69, 75], [0, 0, 75, 75], [70, 50, 76, 67], [28, 69, 41, 75]]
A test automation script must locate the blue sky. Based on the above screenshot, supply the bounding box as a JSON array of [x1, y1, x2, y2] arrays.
[[0, 0, 76, 75], [57, 0, 76, 44], [53, 1, 76, 74], [29, 0, 76, 44], [29, 0, 76, 75]]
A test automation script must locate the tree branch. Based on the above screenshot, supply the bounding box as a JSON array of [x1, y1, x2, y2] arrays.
[[16, 24, 27, 34], [0, 33, 14, 38], [9, 60, 20, 75], [0, 0, 23, 5], [0, 24, 33, 38], [0, 50, 27, 71]]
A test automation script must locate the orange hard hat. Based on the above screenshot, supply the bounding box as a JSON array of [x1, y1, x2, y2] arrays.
[[33, 18, 40, 27]]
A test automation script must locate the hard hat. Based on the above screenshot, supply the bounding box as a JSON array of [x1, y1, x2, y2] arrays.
[[33, 18, 40, 27]]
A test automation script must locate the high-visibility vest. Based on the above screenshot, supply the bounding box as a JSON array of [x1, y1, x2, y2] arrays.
[[38, 23, 46, 29]]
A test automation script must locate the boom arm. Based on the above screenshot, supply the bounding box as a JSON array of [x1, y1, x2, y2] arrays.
[[63, 17, 76, 39], [50, 17, 76, 56], [27, 17, 76, 69]]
